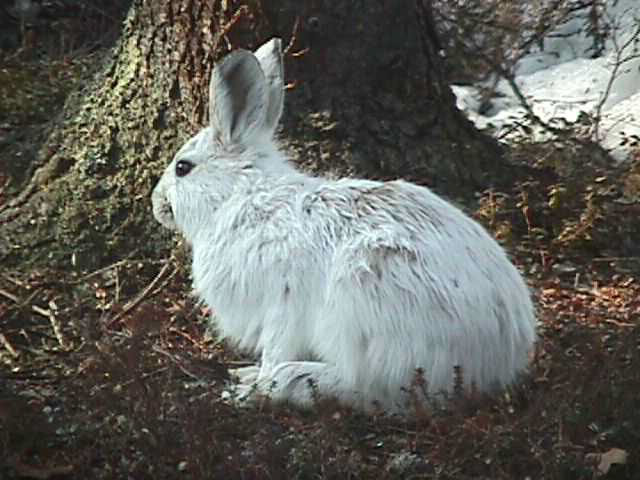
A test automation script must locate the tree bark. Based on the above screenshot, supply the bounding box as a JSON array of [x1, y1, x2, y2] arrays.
[[1, 0, 509, 269]]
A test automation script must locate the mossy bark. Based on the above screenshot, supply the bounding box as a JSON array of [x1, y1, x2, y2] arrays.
[[1, 0, 510, 269]]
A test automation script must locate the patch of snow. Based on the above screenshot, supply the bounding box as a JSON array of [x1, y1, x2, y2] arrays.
[[599, 91, 640, 160], [453, 0, 640, 162]]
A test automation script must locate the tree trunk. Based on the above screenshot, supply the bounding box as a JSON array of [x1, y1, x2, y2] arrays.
[[1, 0, 508, 269]]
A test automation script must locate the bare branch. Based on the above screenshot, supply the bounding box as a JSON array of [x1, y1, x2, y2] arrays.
[[591, 9, 640, 140]]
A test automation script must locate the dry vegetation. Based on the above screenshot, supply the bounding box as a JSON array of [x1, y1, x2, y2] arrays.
[[1, 2, 640, 479], [1, 243, 639, 479]]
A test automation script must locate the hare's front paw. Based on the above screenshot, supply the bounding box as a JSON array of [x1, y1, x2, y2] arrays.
[[222, 364, 274, 407], [222, 380, 271, 408], [221, 371, 271, 407], [228, 365, 260, 384], [232, 382, 255, 404]]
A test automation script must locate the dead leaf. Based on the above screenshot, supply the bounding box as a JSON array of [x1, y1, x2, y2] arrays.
[[586, 448, 628, 476]]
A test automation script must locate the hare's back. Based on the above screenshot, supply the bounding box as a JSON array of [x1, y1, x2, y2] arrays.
[[317, 179, 535, 396], [325, 179, 506, 261], [319, 178, 532, 327]]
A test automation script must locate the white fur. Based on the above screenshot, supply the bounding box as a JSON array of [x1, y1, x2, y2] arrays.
[[152, 38, 537, 413]]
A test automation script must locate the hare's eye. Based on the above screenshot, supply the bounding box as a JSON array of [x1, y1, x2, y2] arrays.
[[176, 160, 195, 177]]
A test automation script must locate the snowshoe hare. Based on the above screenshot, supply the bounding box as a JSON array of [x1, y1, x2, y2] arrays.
[[152, 38, 536, 413]]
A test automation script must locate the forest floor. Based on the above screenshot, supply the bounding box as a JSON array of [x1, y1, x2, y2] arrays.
[[2, 29, 640, 480]]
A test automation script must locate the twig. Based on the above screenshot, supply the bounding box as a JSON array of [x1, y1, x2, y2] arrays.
[[291, 48, 309, 58], [218, 5, 250, 50], [1, 273, 26, 287], [591, 10, 640, 141], [7, 456, 73, 480], [0, 333, 19, 358], [71, 258, 167, 284], [71, 259, 130, 284], [592, 256, 640, 262], [107, 261, 175, 327], [604, 318, 636, 328], [478, 52, 569, 136], [0, 286, 69, 349], [152, 345, 203, 381], [284, 16, 301, 56], [1, 276, 44, 310], [0, 288, 19, 303], [31, 304, 69, 350], [90, 366, 169, 393], [168, 327, 209, 351]]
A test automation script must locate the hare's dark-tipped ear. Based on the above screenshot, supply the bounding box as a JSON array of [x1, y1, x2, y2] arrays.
[[209, 50, 267, 145], [254, 38, 284, 135]]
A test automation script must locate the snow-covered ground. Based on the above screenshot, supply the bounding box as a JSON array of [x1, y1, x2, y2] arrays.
[[452, 0, 640, 162]]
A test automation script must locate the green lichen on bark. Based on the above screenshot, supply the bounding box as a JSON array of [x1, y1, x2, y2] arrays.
[[2, 0, 236, 268]]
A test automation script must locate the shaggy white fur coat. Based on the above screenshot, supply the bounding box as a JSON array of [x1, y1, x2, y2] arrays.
[[151, 38, 537, 413]]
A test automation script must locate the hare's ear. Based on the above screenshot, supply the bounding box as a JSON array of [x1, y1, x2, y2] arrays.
[[209, 50, 267, 145], [253, 38, 284, 135]]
